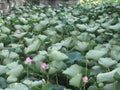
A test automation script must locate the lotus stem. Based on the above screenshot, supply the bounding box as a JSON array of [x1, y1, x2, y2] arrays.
[[56, 74, 59, 85], [27, 64, 29, 79]]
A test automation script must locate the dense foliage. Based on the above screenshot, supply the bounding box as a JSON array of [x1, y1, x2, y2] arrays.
[[0, 2, 120, 90]]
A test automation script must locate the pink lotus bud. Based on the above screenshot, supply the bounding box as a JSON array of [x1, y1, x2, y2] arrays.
[[83, 76, 88, 83], [15, 30, 21, 34], [40, 62, 47, 69], [25, 57, 33, 64]]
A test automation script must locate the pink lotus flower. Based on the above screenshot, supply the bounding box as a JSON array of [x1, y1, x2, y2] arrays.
[[40, 62, 47, 69], [15, 30, 21, 34], [25, 57, 33, 64], [83, 76, 88, 83]]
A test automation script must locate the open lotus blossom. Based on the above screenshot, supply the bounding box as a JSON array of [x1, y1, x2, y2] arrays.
[[25, 57, 33, 64], [83, 76, 88, 83], [40, 62, 47, 69], [15, 29, 21, 34]]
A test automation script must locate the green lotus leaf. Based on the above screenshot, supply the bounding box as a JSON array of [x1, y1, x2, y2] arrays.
[[0, 50, 9, 58], [102, 82, 120, 90], [32, 80, 42, 86], [109, 23, 120, 31], [34, 20, 49, 32], [77, 32, 93, 41], [63, 88, 72, 90], [76, 24, 87, 31], [24, 39, 41, 54], [49, 50, 68, 61], [7, 83, 28, 90], [61, 37, 73, 48], [98, 58, 117, 68], [80, 16, 89, 23], [30, 51, 47, 72], [69, 74, 82, 88], [22, 25, 31, 31], [97, 68, 119, 83], [50, 35, 61, 44], [4, 89, 12, 90], [12, 32, 27, 38], [101, 21, 111, 30], [9, 52, 19, 59], [48, 61, 67, 74], [65, 51, 82, 64], [48, 43, 63, 51], [63, 64, 82, 78], [48, 67, 58, 75], [0, 77, 7, 88], [88, 86, 99, 90], [6, 65, 24, 77], [70, 31, 80, 36], [55, 24, 64, 33], [0, 34, 8, 41], [86, 48, 108, 60], [33, 23, 42, 32], [23, 79, 42, 87], [24, 37, 34, 46], [7, 76, 17, 83], [110, 45, 120, 61], [3, 58, 13, 65], [33, 51, 47, 62], [6, 62, 19, 69], [114, 68, 120, 81], [74, 41, 89, 52], [38, 34, 47, 41], [90, 66, 105, 76], [22, 79, 32, 86], [1, 26, 11, 34], [44, 30, 57, 36], [14, 25, 22, 30], [0, 65, 8, 75], [0, 43, 4, 50], [86, 26, 98, 32]]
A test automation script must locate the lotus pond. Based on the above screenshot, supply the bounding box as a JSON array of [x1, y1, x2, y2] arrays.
[[0, 2, 120, 90]]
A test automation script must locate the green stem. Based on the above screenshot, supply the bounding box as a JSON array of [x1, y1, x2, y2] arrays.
[[85, 59, 88, 75], [56, 74, 59, 85], [83, 83, 86, 90], [114, 82, 115, 90], [27, 64, 29, 79], [47, 74, 49, 83]]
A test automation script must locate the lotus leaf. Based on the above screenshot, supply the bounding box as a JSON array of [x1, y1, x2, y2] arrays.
[[7, 76, 17, 83], [24, 39, 41, 54], [0, 65, 8, 75], [63, 64, 82, 78], [6, 83, 28, 90], [97, 68, 120, 83], [1, 26, 11, 34], [86, 48, 108, 60], [74, 41, 89, 52], [6, 65, 24, 77], [49, 50, 68, 61], [110, 45, 120, 61], [98, 58, 117, 68], [69, 74, 82, 88]]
